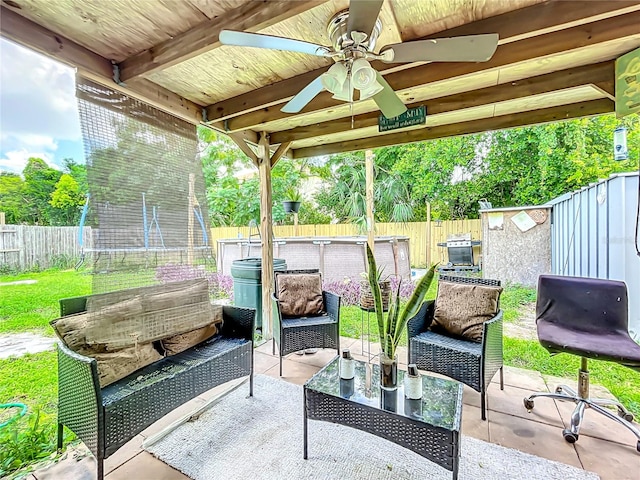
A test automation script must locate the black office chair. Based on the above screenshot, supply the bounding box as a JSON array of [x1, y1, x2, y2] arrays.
[[523, 275, 640, 451]]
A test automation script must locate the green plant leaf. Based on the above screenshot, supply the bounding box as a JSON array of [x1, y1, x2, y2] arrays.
[[385, 279, 401, 358], [393, 263, 437, 347], [366, 243, 385, 346]]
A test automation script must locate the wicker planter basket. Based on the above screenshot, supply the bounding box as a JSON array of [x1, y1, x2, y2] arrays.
[[360, 279, 391, 311]]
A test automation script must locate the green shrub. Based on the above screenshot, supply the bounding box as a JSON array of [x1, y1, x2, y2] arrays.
[[0, 410, 58, 477]]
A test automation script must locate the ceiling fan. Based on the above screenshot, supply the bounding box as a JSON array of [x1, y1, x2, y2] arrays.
[[219, 0, 499, 119]]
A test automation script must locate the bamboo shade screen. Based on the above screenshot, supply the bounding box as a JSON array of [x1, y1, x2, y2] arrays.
[[76, 77, 211, 293], [210, 219, 482, 268]]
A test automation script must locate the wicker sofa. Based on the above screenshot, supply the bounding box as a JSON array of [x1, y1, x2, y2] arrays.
[[52, 280, 255, 480]]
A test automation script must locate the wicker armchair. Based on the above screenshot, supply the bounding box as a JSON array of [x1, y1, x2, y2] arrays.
[[271, 271, 341, 376], [407, 275, 504, 420]]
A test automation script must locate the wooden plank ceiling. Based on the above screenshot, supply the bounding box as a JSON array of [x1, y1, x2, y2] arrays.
[[2, 0, 639, 159]]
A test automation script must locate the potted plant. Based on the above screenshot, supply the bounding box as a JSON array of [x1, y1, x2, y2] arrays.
[[366, 243, 436, 390], [282, 187, 302, 214], [359, 266, 391, 311]]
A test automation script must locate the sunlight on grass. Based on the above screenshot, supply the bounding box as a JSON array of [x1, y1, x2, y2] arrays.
[[0, 351, 57, 415], [0, 270, 91, 335], [500, 284, 536, 323]]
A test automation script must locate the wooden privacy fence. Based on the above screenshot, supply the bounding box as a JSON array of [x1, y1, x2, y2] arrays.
[[0, 225, 90, 271], [0, 220, 482, 272], [210, 220, 482, 268]]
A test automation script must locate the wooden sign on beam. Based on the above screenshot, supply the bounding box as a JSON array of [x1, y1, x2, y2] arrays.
[[616, 46, 640, 118], [378, 106, 426, 132]]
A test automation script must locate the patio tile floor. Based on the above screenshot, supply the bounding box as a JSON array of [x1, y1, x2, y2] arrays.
[[35, 336, 639, 480]]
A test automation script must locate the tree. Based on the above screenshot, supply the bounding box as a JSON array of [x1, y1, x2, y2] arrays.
[[0, 172, 25, 224], [50, 174, 85, 225], [368, 113, 639, 220], [22, 157, 62, 225], [198, 126, 311, 227], [63, 158, 88, 196], [314, 151, 414, 230]]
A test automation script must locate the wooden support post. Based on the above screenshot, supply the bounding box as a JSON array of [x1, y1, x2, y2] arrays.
[[293, 212, 299, 236], [187, 174, 195, 265], [426, 201, 431, 267], [365, 149, 375, 255], [258, 132, 275, 339]]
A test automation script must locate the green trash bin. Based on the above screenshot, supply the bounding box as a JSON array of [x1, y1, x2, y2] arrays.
[[231, 257, 287, 330]]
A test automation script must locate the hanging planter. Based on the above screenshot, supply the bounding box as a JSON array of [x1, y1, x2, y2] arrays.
[[283, 187, 302, 214], [282, 200, 301, 213]]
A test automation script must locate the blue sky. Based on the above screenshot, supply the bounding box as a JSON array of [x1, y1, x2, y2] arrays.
[[0, 38, 85, 175]]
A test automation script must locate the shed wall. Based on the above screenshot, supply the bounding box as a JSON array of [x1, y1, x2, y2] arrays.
[[481, 207, 552, 287]]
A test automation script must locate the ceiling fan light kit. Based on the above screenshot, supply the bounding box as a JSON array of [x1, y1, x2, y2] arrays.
[[321, 62, 348, 93], [219, 0, 499, 120]]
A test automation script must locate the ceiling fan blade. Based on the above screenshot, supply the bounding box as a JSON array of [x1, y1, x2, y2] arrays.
[[347, 0, 384, 37], [220, 30, 328, 57], [381, 33, 499, 63], [281, 76, 325, 113], [372, 72, 407, 119]]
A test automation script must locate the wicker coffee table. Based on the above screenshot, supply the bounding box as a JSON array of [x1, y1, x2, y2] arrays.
[[304, 356, 463, 479]]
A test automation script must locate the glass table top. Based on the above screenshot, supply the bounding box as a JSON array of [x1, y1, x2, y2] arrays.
[[305, 356, 462, 431]]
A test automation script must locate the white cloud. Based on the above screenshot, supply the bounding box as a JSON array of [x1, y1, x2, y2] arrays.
[[0, 149, 58, 174], [0, 38, 81, 145], [0, 39, 81, 174]]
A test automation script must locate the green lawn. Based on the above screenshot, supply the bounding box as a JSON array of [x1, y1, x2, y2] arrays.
[[0, 270, 91, 335]]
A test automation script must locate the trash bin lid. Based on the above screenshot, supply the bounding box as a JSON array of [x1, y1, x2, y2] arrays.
[[231, 258, 287, 280], [231, 258, 287, 269]]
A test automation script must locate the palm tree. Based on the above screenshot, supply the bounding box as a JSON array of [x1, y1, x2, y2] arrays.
[[322, 152, 413, 232]]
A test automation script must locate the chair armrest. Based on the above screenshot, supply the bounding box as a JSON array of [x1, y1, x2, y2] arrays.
[[56, 342, 103, 456], [482, 309, 503, 347], [271, 293, 283, 334], [481, 309, 504, 388], [407, 300, 435, 339], [323, 291, 341, 321], [219, 305, 255, 340], [59, 296, 88, 316]]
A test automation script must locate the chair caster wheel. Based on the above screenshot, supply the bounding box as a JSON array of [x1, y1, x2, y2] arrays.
[[637, 440, 640, 453], [618, 410, 634, 422], [523, 398, 534, 411], [562, 429, 578, 443]]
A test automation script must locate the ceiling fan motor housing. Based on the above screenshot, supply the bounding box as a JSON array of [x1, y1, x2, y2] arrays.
[[327, 10, 382, 54]]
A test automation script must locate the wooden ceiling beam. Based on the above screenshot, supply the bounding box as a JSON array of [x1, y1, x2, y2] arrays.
[[395, 0, 640, 46], [292, 99, 614, 158], [221, 10, 640, 132], [270, 142, 292, 168], [204, 0, 640, 123], [118, 0, 328, 82], [227, 132, 259, 165], [592, 81, 616, 101], [0, 6, 204, 125], [269, 61, 614, 144]]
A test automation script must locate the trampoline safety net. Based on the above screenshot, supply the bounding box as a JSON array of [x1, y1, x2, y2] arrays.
[[76, 76, 211, 293]]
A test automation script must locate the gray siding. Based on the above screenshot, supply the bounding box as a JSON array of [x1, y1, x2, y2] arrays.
[[548, 173, 640, 339]]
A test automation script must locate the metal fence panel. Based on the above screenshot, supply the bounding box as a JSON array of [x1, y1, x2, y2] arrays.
[[548, 173, 640, 339]]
